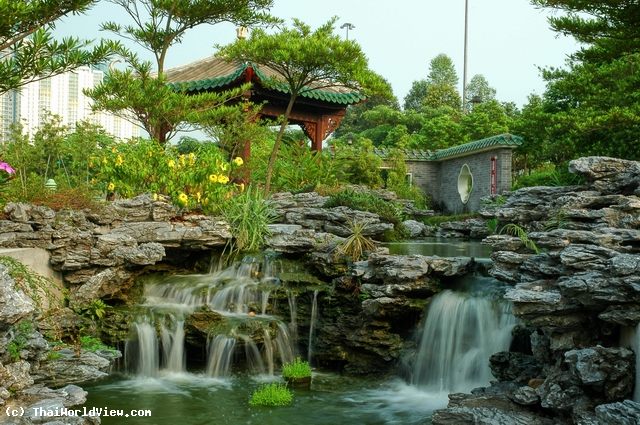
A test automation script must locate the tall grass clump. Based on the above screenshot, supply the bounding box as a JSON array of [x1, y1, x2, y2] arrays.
[[222, 186, 277, 253], [249, 383, 293, 407]]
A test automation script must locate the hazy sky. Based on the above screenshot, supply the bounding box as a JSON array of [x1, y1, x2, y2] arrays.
[[57, 0, 581, 107]]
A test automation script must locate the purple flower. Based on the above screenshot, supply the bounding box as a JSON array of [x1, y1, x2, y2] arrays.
[[0, 162, 15, 175]]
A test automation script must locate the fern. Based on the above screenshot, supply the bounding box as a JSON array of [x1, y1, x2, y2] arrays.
[[500, 223, 540, 254]]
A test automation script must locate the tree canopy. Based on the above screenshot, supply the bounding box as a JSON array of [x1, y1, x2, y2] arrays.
[[87, 0, 277, 144], [218, 17, 384, 192], [0, 0, 118, 93]]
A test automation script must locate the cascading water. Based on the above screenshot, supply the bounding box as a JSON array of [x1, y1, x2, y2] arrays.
[[621, 323, 640, 402], [412, 289, 515, 393], [307, 290, 319, 364], [125, 255, 297, 377]]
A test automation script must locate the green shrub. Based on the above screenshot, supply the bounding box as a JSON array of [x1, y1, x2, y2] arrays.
[[514, 164, 584, 189], [335, 220, 377, 261], [79, 336, 116, 353], [282, 357, 312, 379], [7, 320, 34, 362], [423, 213, 478, 226], [325, 189, 403, 225], [222, 186, 276, 253], [249, 383, 293, 407]]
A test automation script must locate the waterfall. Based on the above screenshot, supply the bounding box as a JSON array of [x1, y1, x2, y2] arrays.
[[307, 290, 319, 364], [125, 255, 298, 377], [206, 335, 236, 378], [287, 292, 298, 357], [161, 319, 185, 373], [412, 290, 515, 393], [128, 321, 160, 376]]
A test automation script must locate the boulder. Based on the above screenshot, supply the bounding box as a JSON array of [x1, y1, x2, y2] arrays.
[[401, 219, 426, 238], [0, 265, 35, 325], [37, 349, 114, 386], [594, 400, 640, 425], [70, 267, 134, 305], [569, 157, 640, 195], [0, 360, 33, 391], [564, 346, 634, 401], [489, 351, 543, 384]]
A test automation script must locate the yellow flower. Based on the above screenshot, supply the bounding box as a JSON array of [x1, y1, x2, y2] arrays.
[[218, 175, 230, 184], [188, 152, 196, 165], [107, 182, 115, 191], [179, 155, 186, 167], [221, 162, 228, 171], [115, 154, 124, 166], [239, 183, 245, 192], [178, 192, 188, 205], [168, 159, 176, 169], [152, 193, 158, 201], [233, 157, 244, 166], [195, 192, 202, 203], [208, 174, 218, 183], [111, 146, 117, 153]]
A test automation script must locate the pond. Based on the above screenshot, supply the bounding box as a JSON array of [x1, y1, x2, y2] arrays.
[[84, 373, 445, 425], [384, 237, 492, 260]]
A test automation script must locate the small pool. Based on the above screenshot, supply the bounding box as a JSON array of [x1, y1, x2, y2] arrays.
[[84, 373, 444, 425], [384, 238, 492, 260]]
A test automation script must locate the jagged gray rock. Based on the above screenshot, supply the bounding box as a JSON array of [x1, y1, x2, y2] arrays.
[[594, 400, 640, 425], [0, 265, 35, 325], [37, 349, 115, 387], [569, 156, 640, 195]]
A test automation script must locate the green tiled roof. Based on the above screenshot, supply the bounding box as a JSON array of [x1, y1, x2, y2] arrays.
[[373, 134, 522, 162], [165, 57, 365, 105], [428, 134, 522, 161]]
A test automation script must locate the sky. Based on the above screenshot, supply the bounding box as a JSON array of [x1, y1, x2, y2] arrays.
[[56, 0, 581, 108]]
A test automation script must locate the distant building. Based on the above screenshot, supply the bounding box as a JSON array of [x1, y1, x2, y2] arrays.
[[0, 66, 140, 141], [374, 134, 522, 213]]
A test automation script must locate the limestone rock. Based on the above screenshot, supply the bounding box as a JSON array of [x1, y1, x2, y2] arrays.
[[489, 351, 543, 384], [1, 360, 33, 391], [0, 265, 35, 325], [266, 224, 316, 253], [569, 156, 640, 195], [594, 400, 640, 425], [401, 219, 426, 238], [564, 346, 634, 401], [509, 386, 540, 406], [70, 267, 134, 305], [37, 349, 113, 386]]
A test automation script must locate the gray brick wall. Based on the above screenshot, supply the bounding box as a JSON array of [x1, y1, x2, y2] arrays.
[[379, 148, 514, 213]]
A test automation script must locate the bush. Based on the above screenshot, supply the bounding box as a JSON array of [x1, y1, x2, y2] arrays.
[[79, 336, 117, 353], [513, 163, 584, 189], [325, 188, 403, 225], [282, 357, 312, 379], [249, 383, 293, 407]]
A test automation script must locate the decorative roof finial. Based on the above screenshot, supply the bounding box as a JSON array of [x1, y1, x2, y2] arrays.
[[236, 26, 248, 40]]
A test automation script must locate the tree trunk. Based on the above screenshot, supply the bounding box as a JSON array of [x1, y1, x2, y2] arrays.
[[264, 94, 297, 194]]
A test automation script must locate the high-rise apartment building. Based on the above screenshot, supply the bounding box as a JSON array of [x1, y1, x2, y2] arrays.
[[0, 66, 140, 141]]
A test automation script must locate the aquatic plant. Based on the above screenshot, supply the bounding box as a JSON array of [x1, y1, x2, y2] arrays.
[[249, 383, 293, 407], [282, 357, 312, 379]]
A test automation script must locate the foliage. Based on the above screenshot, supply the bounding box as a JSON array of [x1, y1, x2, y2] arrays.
[[335, 220, 377, 262], [513, 164, 584, 189], [486, 218, 499, 234], [75, 299, 108, 322], [384, 148, 428, 209], [94, 138, 243, 211], [0, 117, 113, 205], [404, 54, 460, 111], [332, 138, 383, 187], [282, 357, 312, 379], [249, 383, 293, 407], [0, 0, 118, 94], [526, 0, 640, 161], [7, 321, 34, 362], [222, 186, 276, 253], [465, 74, 496, 109], [325, 189, 403, 225], [218, 17, 384, 193], [423, 214, 478, 226], [500, 223, 540, 254], [252, 138, 340, 193], [88, 0, 276, 145], [79, 335, 116, 353], [0, 256, 63, 311]]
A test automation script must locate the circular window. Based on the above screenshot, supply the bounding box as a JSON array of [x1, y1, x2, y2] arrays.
[[457, 164, 473, 204]]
